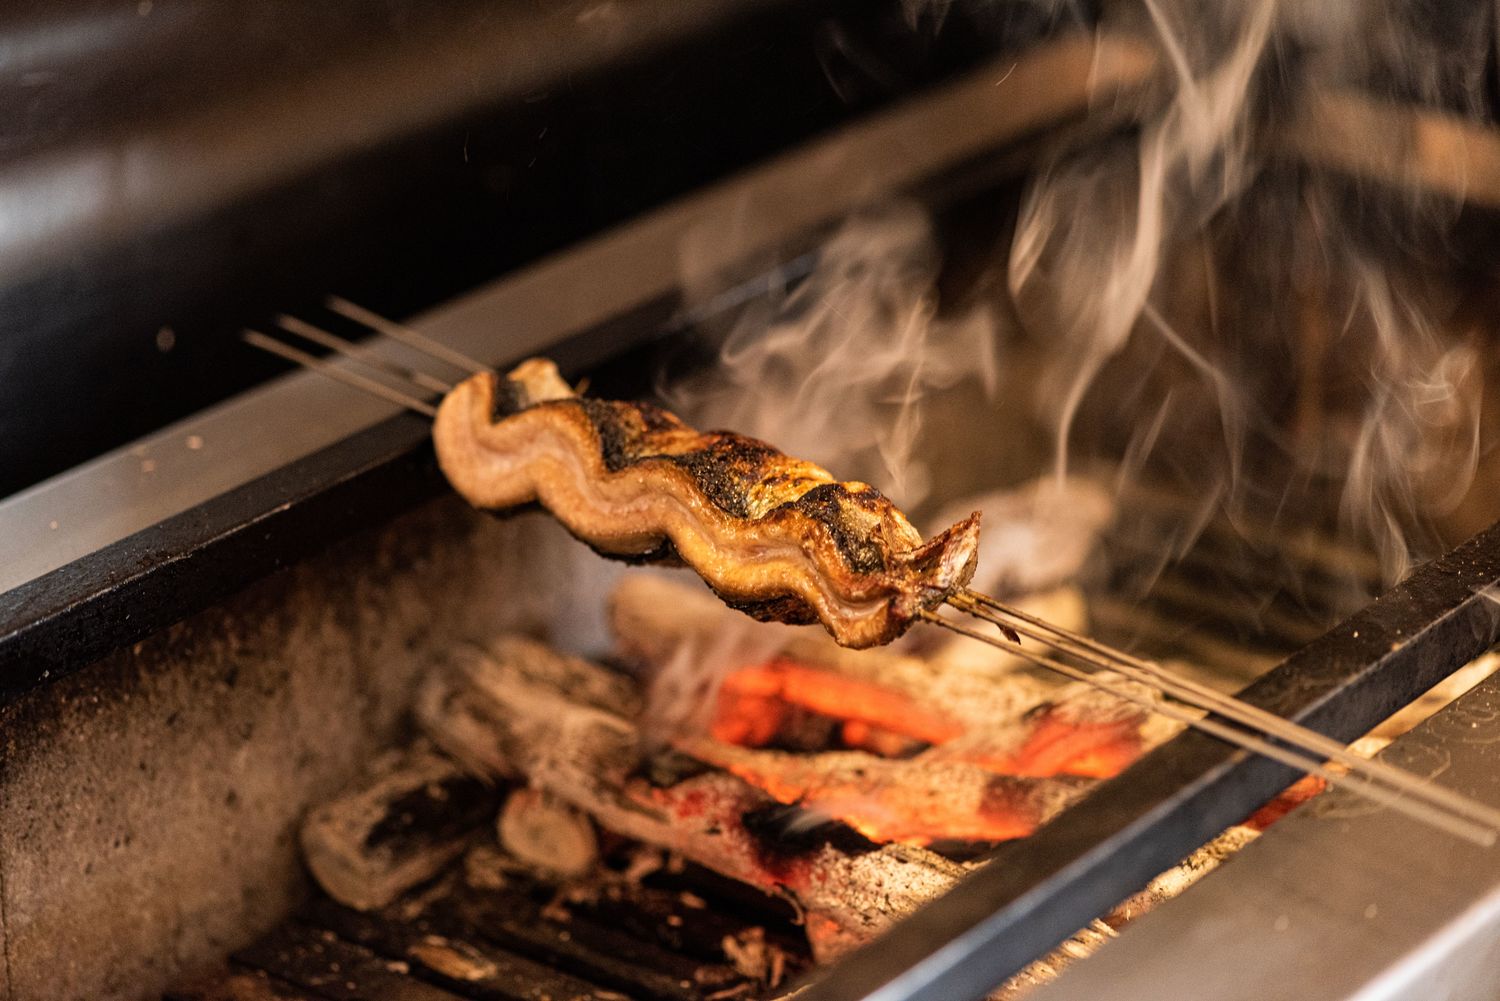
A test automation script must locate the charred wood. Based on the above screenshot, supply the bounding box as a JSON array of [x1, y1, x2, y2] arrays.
[[299, 744, 500, 911], [233, 921, 473, 1001], [165, 969, 323, 1001], [496, 788, 600, 879], [415, 636, 966, 961], [429, 876, 745, 1000], [300, 894, 628, 1001], [609, 574, 1058, 729]]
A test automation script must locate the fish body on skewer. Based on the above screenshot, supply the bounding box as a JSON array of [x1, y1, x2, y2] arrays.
[[433, 358, 981, 648]]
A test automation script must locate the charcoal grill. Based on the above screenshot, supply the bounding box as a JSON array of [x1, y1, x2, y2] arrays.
[[4, 4, 1500, 1000]]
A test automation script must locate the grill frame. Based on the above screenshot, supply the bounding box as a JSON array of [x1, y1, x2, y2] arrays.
[[797, 518, 1500, 1001]]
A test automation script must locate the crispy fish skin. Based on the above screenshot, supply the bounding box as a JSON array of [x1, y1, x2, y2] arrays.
[[433, 359, 980, 647]]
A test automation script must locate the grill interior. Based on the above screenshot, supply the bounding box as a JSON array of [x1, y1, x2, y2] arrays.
[[154, 475, 1406, 1001], [8, 4, 1500, 1000]]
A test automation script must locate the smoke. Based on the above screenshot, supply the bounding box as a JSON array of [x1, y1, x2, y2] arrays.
[[666, 203, 1001, 510], [639, 605, 788, 750], [1009, 0, 1489, 584], [1010, 0, 1273, 487], [659, 0, 1492, 665]]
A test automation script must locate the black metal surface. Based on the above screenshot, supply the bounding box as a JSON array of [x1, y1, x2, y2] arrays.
[[1, 0, 1028, 499], [0, 304, 673, 707], [0, 26, 1155, 706], [798, 518, 1500, 1001]]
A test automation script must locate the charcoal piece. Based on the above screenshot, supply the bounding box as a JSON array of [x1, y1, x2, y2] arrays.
[[443, 881, 739, 1001], [496, 788, 600, 878], [301, 895, 625, 1001], [300, 743, 501, 911], [558, 873, 808, 974], [233, 922, 471, 1000], [638, 750, 713, 788], [740, 803, 880, 858], [165, 968, 323, 1000], [415, 635, 967, 962]]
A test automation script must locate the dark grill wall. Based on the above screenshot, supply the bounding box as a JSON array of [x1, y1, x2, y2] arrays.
[[0, 498, 582, 1001]]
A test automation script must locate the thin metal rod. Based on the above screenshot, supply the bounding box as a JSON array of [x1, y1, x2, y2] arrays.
[[275, 315, 454, 394], [920, 611, 1496, 846], [242, 330, 438, 418], [326, 295, 491, 375], [952, 593, 1500, 833], [951, 590, 1500, 833]]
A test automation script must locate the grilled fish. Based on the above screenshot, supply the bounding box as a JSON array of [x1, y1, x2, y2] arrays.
[[432, 358, 979, 647]]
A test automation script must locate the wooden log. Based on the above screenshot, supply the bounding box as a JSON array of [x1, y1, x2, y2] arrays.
[[165, 969, 322, 1001], [608, 573, 1058, 729], [299, 743, 499, 912], [679, 738, 1092, 846], [496, 787, 600, 878], [415, 637, 967, 961], [610, 574, 1165, 778], [233, 922, 473, 1001]]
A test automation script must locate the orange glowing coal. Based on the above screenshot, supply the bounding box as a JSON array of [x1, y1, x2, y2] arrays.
[[960, 709, 1144, 779], [702, 659, 1147, 847], [711, 659, 964, 749], [683, 738, 1061, 846]]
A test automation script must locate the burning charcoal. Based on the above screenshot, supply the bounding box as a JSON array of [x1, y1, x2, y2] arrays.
[[299, 743, 500, 912], [614, 574, 1164, 782], [739, 802, 881, 857], [924, 677, 1165, 780], [709, 658, 961, 752], [686, 739, 1093, 846], [496, 787, 600, 878], [414, 635, 968, 961], [609, 574, 1060, 731]]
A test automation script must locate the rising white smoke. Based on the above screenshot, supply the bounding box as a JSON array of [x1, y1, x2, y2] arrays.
[[666, 203, 1001, 510], [1010, 0, 1488, 584]]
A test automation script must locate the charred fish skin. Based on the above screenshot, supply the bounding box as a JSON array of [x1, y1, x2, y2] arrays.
[[433, 360, 981, 648]]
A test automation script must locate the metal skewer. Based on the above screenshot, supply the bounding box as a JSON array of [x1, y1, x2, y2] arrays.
[[242, 330, 438, 417], [947, 589, 1500, 835], [274, 315, 454, 394], [326, 295, 492, 375], [921, 610, 1496, 845]]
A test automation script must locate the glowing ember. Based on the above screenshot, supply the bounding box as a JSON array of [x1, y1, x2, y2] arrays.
[[711, 659, 964, 749], [713, 660, 1144, 774], [701, 659, 1150, 846], [961, 708, 1145, 779], [1243, 775, 1327, 830], [682, 739, 1075, 846]]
